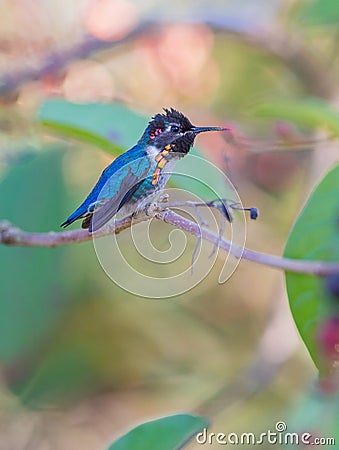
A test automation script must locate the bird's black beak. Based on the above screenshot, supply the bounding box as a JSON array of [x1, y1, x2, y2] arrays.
[[191, 126, 228, 134]]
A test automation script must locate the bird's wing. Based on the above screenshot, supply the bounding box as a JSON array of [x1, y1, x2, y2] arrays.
[[89, 170, 146, 232], [61, 147, 150, 230]]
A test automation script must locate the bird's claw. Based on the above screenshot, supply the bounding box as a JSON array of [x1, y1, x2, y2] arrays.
[[159, 194, 169, 203], [144, 201, 162, 217]]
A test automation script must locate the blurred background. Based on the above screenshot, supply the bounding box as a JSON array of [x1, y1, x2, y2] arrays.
[[0, 0, 338, 449]]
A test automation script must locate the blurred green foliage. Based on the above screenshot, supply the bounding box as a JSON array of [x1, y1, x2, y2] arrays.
[[39, 100, 145, 154], [299, 0, 339, 26], [253, 99, 339, 136], [0, 150, 69, 362], [290, 391, 339, 445], [107, 415, 208, 450], [284, 165, 339, 372]]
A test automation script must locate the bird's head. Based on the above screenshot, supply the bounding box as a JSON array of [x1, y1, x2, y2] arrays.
[[140, 108, 227, 155]]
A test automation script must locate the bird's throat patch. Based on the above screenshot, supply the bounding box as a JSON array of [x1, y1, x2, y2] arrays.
[[151, 144, 173, 185]]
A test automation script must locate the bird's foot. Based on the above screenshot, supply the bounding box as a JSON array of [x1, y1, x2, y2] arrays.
[[131, 200, 164, 219], [158, 193, 169, 204], [144, 201, 163, 217]]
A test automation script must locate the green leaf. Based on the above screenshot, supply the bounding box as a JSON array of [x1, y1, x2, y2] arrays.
[[0, 150, 70, 361], [107, 414, 209, 450], [299, 0, 339, 26], [38, 99, 146, 154], [284, 164, 339, 371], [253, 98, 339, 136], [14, 343, 98, 405]]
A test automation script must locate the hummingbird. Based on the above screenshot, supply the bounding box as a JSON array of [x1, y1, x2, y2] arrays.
[[61, 108, 227, 232]]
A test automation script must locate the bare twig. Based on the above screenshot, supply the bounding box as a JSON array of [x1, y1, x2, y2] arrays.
[[0, 215, 134, 247], [0, 25, 149, 96], [0, 16, 335, 99], [157, 210, 339, 276], [1, 207, 338, 276]]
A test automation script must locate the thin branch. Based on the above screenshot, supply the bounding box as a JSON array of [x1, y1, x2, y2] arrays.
[[0, 215, 134, 247], [0, 16, 335, 99], [157, 210, 339, 276], [0, 25, 149, 96], [1, 208, 338, 276]]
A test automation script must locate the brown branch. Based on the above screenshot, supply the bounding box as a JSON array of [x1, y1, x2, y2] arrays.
[[0, 215, 134, 247], [0, 26, 148, 96], [157, 210, 339, 276], [1, 17, 335, 100], [1, 209, 339, 276]]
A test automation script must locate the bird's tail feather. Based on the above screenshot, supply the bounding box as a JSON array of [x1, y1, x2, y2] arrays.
[[60, 206, 87, 228]]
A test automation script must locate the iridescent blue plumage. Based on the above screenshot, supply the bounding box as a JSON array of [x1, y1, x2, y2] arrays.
[[61, 108, 226, 232], [61, 145, 149, 229]]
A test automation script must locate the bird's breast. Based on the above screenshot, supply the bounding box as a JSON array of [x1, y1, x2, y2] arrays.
[[147, 144, 182, 187]]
